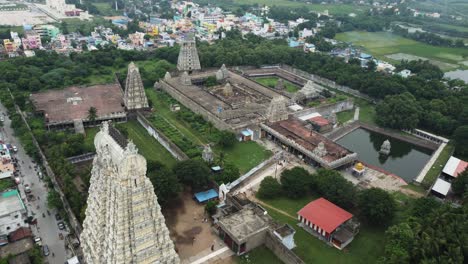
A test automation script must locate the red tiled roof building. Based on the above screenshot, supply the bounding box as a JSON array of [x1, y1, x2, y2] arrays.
[[297, 198, 359, 250]]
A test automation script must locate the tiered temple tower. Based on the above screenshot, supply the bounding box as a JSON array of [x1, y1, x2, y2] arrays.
[[266, 97, 289, 123], [177, 39, 201, 72], [81, 122, 180, 264], [124, 62, 149, 110]]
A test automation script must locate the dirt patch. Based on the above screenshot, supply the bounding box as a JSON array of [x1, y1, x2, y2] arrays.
[[163, 190, 219, 261]]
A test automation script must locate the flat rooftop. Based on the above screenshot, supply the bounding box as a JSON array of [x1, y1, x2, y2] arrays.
[[0, 190, 25, 217], [266, 118, 352, 163], [218, 205, 270, 243], [31, 83, 125, 124]]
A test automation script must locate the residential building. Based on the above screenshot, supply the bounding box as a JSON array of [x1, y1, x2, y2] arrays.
[[0, 190, 28, 236]]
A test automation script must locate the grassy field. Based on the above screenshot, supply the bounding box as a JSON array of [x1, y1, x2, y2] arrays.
[[336, 109, 354, 124], [85, 122, 177, 167], [119, 121, 177, 167], [355, 98, 376, 125], [259, 197, 386, 264], [235, 246, 283, 264], [254, 77, 300, 93], [335, 31, 468, 71], [232, 0, 367, 15], [93, 2, 120, 16], [146, 89, 271, 173], [422, 143, 455, 189]]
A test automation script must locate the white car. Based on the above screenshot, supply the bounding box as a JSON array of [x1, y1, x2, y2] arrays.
[[12, 146, 17, 152], [0, 116, 4, 122], [34, 236, 42, 246]]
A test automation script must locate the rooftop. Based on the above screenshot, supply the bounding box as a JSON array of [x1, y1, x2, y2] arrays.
[[442, 156, 467, 178], [31, 83, 125, 124], [218, 204, 270, 243], [298, 198, 353, 234], [432, 178, 451, 196], [266, 118, 352, 163], [0, 190, 25, 217]]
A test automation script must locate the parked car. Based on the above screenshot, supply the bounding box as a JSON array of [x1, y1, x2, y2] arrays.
[[12, 145, 17, 152], [42, 245, 49, 256], [24, 185, 31, 194], [58, 221, 65, 230], [38, 171, 43, 179], [34, 236, 42, 246]]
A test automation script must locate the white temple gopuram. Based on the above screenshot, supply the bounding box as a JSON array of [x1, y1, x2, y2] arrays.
[[81, 122, 180, 264]]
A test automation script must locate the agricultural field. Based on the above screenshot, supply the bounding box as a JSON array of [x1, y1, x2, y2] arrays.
[[254, 76, 300, 93], [231, 0, 367, 15], [335, 31, 468, 71], [146, 89, 271, 173]]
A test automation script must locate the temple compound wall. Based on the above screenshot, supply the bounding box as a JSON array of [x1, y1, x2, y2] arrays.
[[265, 231, 305, 264]]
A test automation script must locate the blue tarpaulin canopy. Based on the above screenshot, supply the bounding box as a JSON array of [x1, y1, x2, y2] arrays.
[[194, 189, 218, 203]]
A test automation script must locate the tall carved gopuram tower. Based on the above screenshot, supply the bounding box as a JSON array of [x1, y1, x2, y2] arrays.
[[177, 38, 201, 72], [124, 62, 149, 110], [81, 122, 180, 264]]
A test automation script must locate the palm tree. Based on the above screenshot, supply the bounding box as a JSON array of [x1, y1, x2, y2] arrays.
[[88, 107, 97, 121]]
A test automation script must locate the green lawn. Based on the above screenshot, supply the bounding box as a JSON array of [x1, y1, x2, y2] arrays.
[[421, 143, 455, 189], [217, 141, 272, 174], [119, 121, 177, 167], [336, 109, 354, 124], [335, 31, 468, 71], [259, 194, 318, 216], [355, 98, 376, 125], [254, 76, 300, 93], [84, 122, 176, 167], [146, 89, 271, 173], [235, 246, 283, 264]]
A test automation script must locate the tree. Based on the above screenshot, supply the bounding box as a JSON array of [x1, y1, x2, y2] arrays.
[[205, 200, 218, 215], [217, 131, 237, 149], [216, 163, 240, 184], [313, 169, 357, 209], [47, 189, 63, 209], [173, 159, 210, 189], [451, 169, 468, 196], [147, 166, 181, 205], [280, 167, 312, 198], [376, 92, 422, 129], [358, 188, 396, 226], [453, 125, 468, 156], [367, 60, 377, 71], [87, 107, 97, 121], [257, 176, 282, 199]]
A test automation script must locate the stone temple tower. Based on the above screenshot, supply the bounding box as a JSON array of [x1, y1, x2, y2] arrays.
[[177, 38, 201, 72], [81, 122, 180, 264], [124, 62, 149, 110]]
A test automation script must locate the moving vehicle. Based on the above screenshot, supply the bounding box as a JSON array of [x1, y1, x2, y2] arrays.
[[42, 245, 49, 256]]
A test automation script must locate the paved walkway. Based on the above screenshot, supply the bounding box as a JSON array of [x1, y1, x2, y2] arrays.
[[189, 246, 231, 264], [414, 142, 447, 183], [353, 107, 360, 121]]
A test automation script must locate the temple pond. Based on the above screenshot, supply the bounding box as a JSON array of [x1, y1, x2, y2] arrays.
[[336, 128, 433, 182]]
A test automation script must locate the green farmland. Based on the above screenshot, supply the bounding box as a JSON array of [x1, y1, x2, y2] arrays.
[[335, 31, 468, 71], [232, 0, 367, 15]]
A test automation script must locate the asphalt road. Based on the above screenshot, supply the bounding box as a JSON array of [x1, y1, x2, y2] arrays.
[[0, 103, 70, 263]]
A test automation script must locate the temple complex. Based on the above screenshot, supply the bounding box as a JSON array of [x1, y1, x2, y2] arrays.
[[81, 122, 180, 264], [124, 62, 149, 111]]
